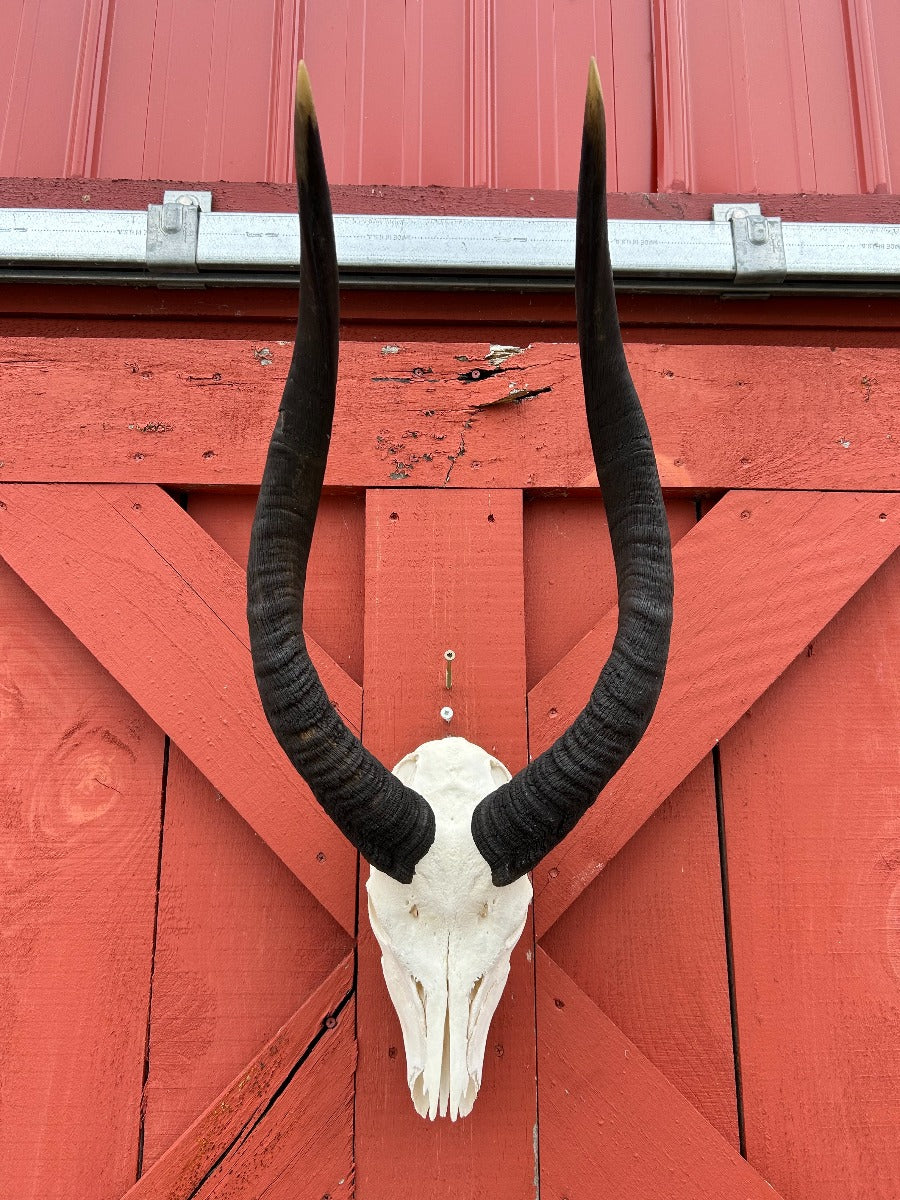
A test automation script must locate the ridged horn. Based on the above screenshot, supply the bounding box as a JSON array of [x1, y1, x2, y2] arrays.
[[471, 59, 674, 886], [246, 63, 435, 884]]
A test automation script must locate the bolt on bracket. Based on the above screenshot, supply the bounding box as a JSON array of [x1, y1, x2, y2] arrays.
[[712, 202, 786, 286], [146, 190, 212, 279]]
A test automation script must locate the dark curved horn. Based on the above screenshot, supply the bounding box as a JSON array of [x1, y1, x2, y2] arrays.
[[471, 60, 674, 887], [247, 63, 435, 884]]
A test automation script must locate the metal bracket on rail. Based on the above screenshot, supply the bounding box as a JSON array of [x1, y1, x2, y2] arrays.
[[146, 190, 212, 282], [713, 202, 786, 287]]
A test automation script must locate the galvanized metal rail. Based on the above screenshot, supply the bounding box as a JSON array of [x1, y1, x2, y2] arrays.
[[0, 196, 898, 294]]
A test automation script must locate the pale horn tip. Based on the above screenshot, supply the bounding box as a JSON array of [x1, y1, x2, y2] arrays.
[[294, 61, 318, 181], [584, 57, 606, 149]]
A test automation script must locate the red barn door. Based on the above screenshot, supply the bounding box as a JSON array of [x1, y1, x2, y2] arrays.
[[1, 331, 898, 1200]]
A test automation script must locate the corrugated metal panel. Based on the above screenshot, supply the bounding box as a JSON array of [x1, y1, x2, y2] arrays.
[[0, 0, 896, 193]]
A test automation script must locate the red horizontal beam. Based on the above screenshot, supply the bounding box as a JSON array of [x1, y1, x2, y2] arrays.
[[3, 339, 898, 491], [3, 287, 899, 332], [532, 489, 900, 937], [3, 177, 898, 223]]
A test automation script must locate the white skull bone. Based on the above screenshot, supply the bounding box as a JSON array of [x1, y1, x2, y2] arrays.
[[366, 737, 533, 1121]]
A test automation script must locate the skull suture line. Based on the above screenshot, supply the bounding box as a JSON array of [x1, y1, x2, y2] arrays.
[[247, 61, 673, 1119]]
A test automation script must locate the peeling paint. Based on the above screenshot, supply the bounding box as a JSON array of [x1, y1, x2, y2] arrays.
[[128, 421, 172, 433], [533, 1120, 540, 1199], [486, 344, 526, 365]]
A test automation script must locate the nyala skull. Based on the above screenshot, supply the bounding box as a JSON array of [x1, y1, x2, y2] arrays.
[[247, 61, 673, 1119], [367, 740, 532, 1120]]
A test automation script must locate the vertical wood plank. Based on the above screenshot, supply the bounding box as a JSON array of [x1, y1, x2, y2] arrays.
[[542, 766, 739, 1147], [140, 494, 353, 1168], [720, 549, 900, 1200], [356, 489, 537, 1199], [528, 495, 738, 1145], [0, 561, 164, 1200]]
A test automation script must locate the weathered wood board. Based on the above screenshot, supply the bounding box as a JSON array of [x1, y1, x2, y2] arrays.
[[0, 561, 164, 1200], [356, 488, 538, 1200], [526, 493, 739, 1144], [2, 338, 897, 489], [719, 550, 900, 1200], [126, 955, 355, 1200], [139, 492, 357, 1164]]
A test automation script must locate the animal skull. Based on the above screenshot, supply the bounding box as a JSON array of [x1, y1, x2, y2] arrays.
[[247, 60, 673, 1119], [367, 739, 532, 1120]]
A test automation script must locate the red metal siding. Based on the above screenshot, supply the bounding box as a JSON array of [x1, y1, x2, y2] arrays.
[[1, 0, 897, 192]]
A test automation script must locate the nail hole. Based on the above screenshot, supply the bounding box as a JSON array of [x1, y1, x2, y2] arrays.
[[879, 512, 888, 521], [554, 998, 565, 1009], [316, 851, 326, 862], [388, 1045, 398, 1059], [131, 502, 141, 511], [740, 510, 751, 520], [389, 511, 399, 521], [324, 1016, 337, 1029], [548, 866, 559, 880], [487, 513, 495, 522], [202, 449, 215, 460]]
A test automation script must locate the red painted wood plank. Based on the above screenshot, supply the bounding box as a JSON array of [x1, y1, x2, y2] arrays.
[[140, 750, 350, 1170], [719, 550, 900, 1200], [523, 494, 696, 689], [187, 492, 366, 684], [356, 489, 537, 1199], [537, 949, 783, 1200], [3, 338, 898, 491], [0, 559, 164, 1200], [140, 486, 352, 1167], [0, 483, 358, 933], [532, 490, 900, 937], [126, 954, 355, 1200], [542, 764, 739, 1147], [526, 494, 738, 1146]]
